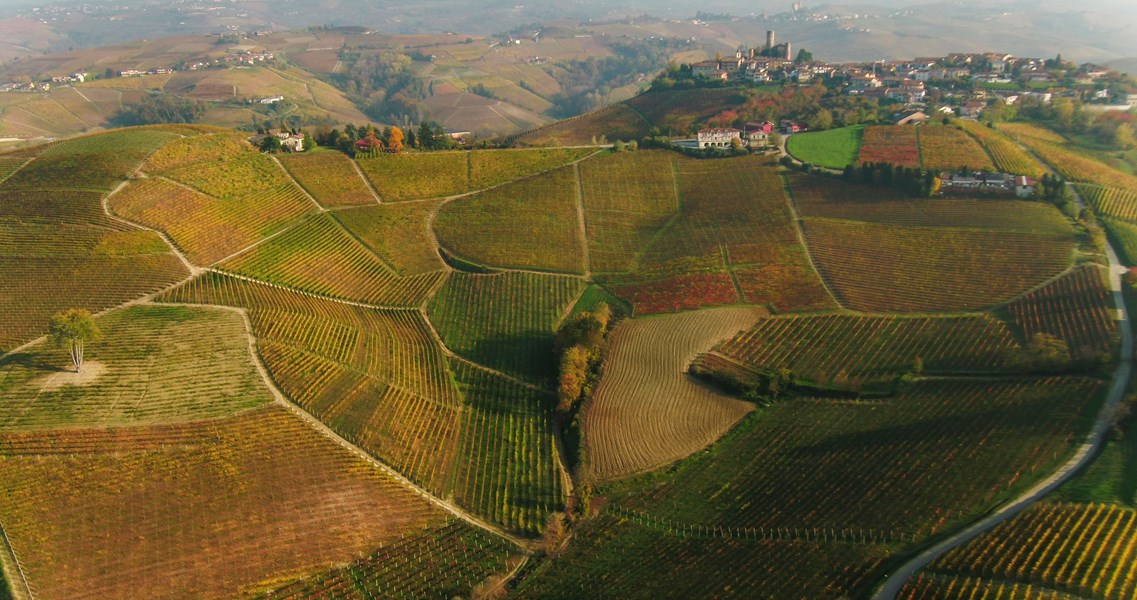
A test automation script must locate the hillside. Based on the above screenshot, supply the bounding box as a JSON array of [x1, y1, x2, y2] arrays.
[[0, 112, 1133, 598]]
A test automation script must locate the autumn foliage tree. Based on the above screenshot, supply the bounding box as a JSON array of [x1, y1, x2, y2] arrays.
[[388, 126, 405, 153], [554, 303, 612, 413], [48, 309, 102, 374]]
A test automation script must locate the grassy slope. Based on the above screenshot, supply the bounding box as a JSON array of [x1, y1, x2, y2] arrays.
[[786, 125, 864, 169]]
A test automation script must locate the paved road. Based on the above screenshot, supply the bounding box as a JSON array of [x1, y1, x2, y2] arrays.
[[872, 185, 1133, 599]]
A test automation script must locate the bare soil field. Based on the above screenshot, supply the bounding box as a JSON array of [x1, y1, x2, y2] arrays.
[[584, 306, 767, 480]]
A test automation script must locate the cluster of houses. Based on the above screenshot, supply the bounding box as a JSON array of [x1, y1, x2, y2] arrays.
[[696, 120, 796, 148], [248, 130, 305, 152], [2, 49, 277, 93]]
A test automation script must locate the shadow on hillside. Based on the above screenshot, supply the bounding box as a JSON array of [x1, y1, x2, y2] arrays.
[[0, 352, 70, 373]]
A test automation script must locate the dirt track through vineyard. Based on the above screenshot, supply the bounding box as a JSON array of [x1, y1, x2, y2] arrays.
[[584, 306, 766, 480]]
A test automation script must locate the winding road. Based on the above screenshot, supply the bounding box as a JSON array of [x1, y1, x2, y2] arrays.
[[872, 183, 1134, 599]]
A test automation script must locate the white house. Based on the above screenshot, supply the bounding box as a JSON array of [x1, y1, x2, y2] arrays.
[[697, 128, 741, 148]]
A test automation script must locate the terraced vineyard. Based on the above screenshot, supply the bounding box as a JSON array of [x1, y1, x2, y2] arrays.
[[278, 150, 378, 207], [584, 307, 765, 480], [918, 124, 996, 172], [906, 503, 1137, 600], [434, 165, 586, 274], [956, 119, 1046, 178], [711, 314, 1020, 390], [857, 125, 921, 168], [803, 219, 1074, 312], [427, 271, 584, 385]]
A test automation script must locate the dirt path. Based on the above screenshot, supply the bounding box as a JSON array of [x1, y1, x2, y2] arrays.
[[871, 184, 1134, 600], [147, 302, 532, 551], [269, 154, 327, 213], [347, 157, 383, 204], [104, 179, 203, 276], [572, 161, 592, 278], [778, 171, 845, 310]]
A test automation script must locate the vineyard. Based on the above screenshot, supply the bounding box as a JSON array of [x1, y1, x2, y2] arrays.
[[434, 165, 586, 274], [1002, 265, 1117, 363], [0, 120, 1126, 598], [911, 503, 1137, 600], [426, 271, 584, 385], [602, 157, 831, 314], [1, 129, 178, 191], [578, 150, 679, 274], [857, 125, 921, 168], [334, 202, 448, 275], [0, 305, 271, 430], [0, 128, 196, 352], [510, 103, 650, 147], [278, 150, 378, 207], [1001, 124, 1137, 191], [161, 273, 466, 494], [0, 404, 451, 599], [1079, 184, 1137, 222], [788, 173, 1075, 236], [143, 133, 254, 174], [917, 124, 996, 172], [468, 147, 594, 189], [614, 377, 1102, 536], [109, 176, 316, 265], [956, 119, 1046, 178], [711, 314, 1020, 390], [449, 359, 564, 535], [512, 514, 893, 599], [899, 573, 1079, 599], [356, 152, 470, 201], [802, 219, 1074, 312], [584, 307, 765, 481], [217, 213, 445, 306], [261, 520, 518, 599]]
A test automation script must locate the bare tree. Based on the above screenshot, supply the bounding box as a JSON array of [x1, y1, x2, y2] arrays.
[[48, 309, 102, 373]]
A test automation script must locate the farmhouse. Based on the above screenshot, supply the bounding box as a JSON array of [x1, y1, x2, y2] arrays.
[[1015, 176, 1037, 198], [697, 128, 741, 148], [743, 121, 775, 146]]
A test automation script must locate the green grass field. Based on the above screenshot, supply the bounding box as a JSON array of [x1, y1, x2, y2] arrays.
[[786, 125, 864, 169]]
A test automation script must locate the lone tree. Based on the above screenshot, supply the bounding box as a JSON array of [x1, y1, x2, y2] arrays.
[[48, 309, 102, 374]]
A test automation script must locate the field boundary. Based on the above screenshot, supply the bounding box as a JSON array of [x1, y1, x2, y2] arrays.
[[778, 171, 846, 311], [149, 301, 534, 551], [0, 520, 33, 600], [268, 154, 329, 213]]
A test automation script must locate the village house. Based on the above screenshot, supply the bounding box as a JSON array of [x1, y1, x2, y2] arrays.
[[697, 128, 742, 148], [961, 100, 987, 118], [743, 121, 775, 146], [1014, 176, 1037, 198]]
